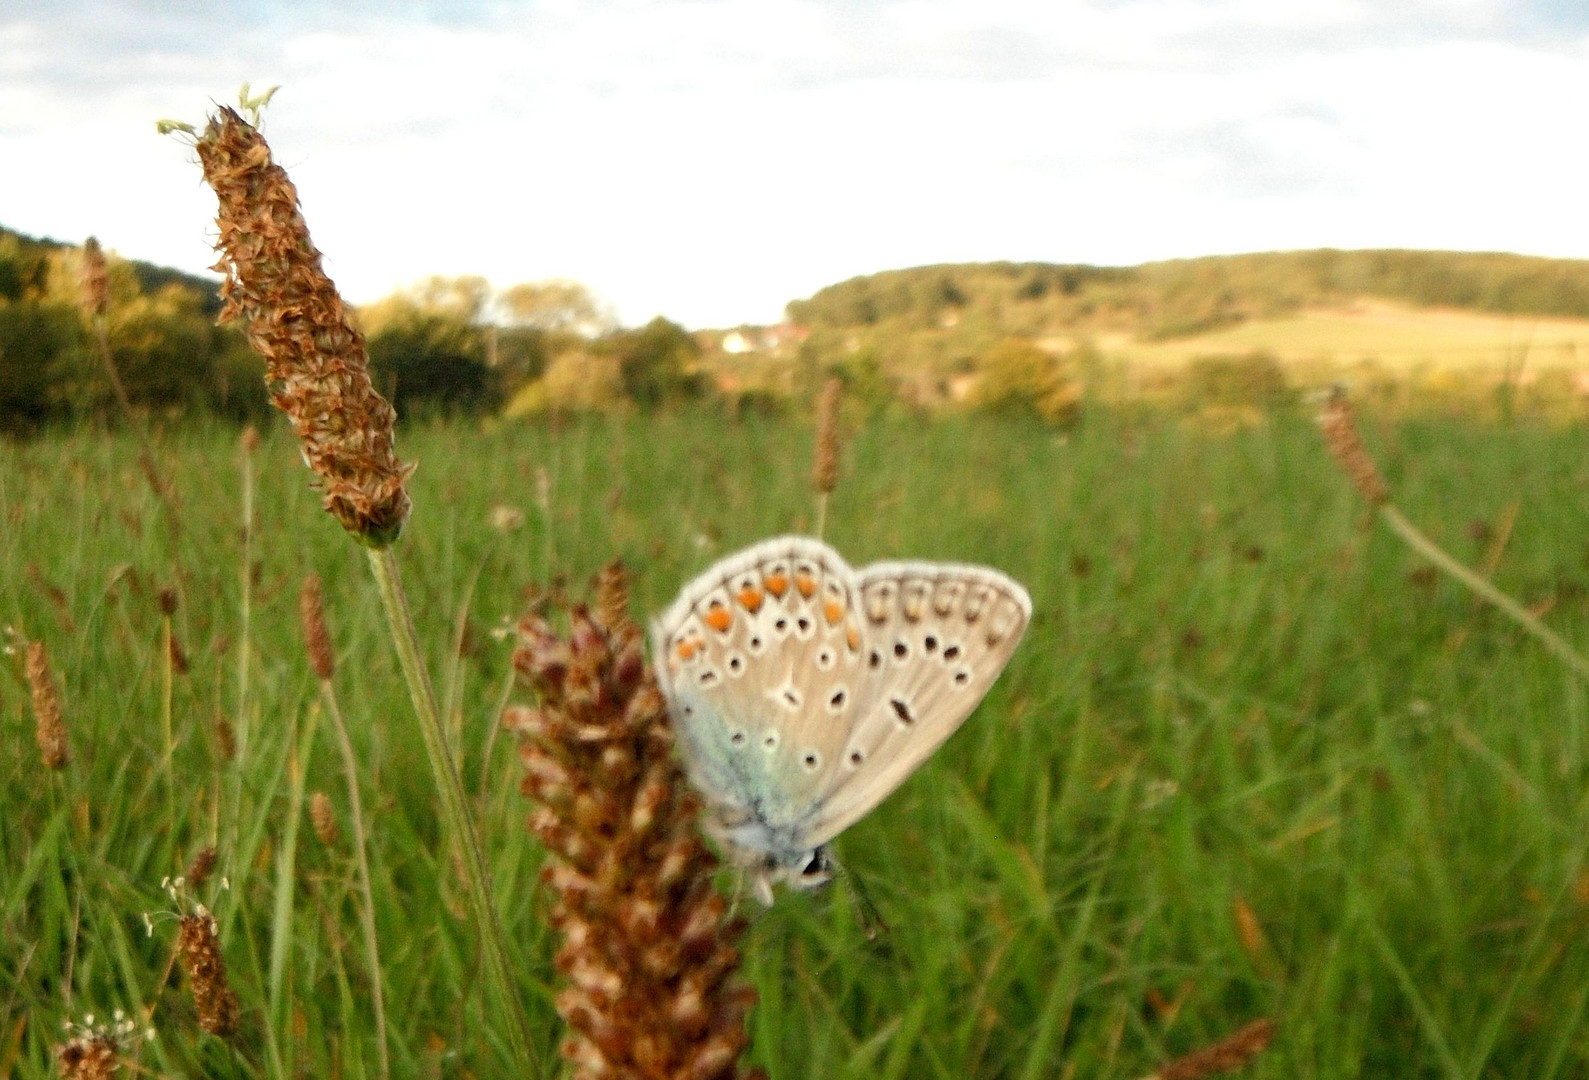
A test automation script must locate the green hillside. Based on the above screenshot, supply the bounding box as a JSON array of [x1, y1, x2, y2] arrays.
[[787, 250, 1589, 340]]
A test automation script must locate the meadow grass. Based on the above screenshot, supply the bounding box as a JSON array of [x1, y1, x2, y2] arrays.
[[3, 407, 1589, 1078]]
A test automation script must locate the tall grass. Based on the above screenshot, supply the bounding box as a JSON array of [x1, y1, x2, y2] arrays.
[[3, 408, 1589, 1077]]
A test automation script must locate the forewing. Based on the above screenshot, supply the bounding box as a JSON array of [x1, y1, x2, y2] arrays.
[[799, 559, 1031, 848], [652, 537, 873, 833]]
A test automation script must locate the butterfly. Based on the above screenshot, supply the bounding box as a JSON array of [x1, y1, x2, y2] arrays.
[[652, 535, 1031, 904]]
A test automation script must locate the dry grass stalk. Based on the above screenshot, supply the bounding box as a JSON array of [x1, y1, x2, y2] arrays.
[[193, 107, 412, 546], [26, 640, 68, 770], [309, 791, 340, 847], [509, 566, 762, 1080], [1152, 1018, 1276, 1080], [812, 376, 842, 496], [1316, 388, 1388, 506], [299, 575, 335, 681], [176, 906, 239, 1039]]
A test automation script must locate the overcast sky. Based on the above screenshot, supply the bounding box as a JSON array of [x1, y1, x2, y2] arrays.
[[4, 1, 1588, 327]]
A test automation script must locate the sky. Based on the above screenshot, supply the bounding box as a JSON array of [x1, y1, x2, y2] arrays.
[[4, 1, 1589, 329]]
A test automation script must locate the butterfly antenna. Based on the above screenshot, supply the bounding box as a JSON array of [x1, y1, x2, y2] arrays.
[[834, 857, 889, 940]]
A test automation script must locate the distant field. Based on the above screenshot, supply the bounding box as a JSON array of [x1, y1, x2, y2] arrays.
[[1092, 299, 1589, 373], [5, 411, 1589, 1078]]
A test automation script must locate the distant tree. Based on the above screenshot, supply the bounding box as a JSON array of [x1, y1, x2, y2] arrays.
[[0, 301, 80, 431], [971, 338, 1081, 425], [605, 317, 705, 408], [498, 279, 615, 337]]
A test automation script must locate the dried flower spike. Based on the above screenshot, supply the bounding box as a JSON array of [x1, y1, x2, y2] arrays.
[[185, 846, 218, 891], [510, 577, 761, 1080], [299, 575, 335, 681], [1154, 1018, 1276, 1080], [1317, 387, 1389, 506], [80, 237, 109, 321], [27, 639, 68, 770], [57, 1010, 151, 1080], [194, 106, 412, 546], [310, 791, 340, 847], [812, 376, 843, 496], [176, 905, 240, 1039]]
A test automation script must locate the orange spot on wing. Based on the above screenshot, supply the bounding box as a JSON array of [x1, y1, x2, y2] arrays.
[[764, 570, 789, 597], [676, 640, 698, 661], [737, 585, 765, 612], [845, 621, 861, 651], [795, 571, 816, 598], [704, 605, 733, 633], [823, 599, 844, 625]]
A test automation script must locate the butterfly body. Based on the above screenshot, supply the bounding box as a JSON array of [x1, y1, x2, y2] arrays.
[[652, 536, 1030, 903]]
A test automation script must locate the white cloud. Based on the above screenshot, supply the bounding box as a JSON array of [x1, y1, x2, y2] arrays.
[[3, 0, 1589, 326]]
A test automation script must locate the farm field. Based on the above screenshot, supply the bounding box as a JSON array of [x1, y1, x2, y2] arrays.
[[1098, 299, 1589, 373], [5, 408, 1589, 1078]]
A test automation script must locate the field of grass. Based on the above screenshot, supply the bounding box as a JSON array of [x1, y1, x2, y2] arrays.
[[5, 407, 1589, 1078], [1098, 299, 1589, 374]]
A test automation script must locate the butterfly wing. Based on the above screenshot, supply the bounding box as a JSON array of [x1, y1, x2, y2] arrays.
[[652, 537, 874, 839], [797, 559, 1031, 849]]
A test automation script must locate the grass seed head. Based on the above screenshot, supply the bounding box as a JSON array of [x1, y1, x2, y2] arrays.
[[1157, 1018, 1276, 1080], [194, 106, 412, 546], [1317, 387, 1389, 506], [185, 846, 218, 891], [80, 237, 109, 321], [26, 639, 68, 770], [298, 575, 335, 681], [510, 578, 759, 1080], [310, 791, 340, 848], [176, 907, 239, 1039]]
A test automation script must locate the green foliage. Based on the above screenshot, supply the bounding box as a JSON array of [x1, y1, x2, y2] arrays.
[[1182, 352, 1295, 411], [605, 316, 707, 409], [0, 300, 83, 432], [4, 414, 1589, 1076], [366, 310, 496, 416], [970, 338, 1082, 425]]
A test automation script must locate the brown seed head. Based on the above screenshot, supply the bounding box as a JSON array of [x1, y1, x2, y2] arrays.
[[80, 237, 109, 321], [26, 640, 68, 770], [298, 575, 335, 681], [194, 107, 413, 546], [212, 712, 237, 763], [594, 559, 630, 634], [511, 579, 757, 1080], [57, 1033, 119, 1080], [812, 376, 842, 495], [186, 846, 219, 890], [1157, 1018, 1277, 1080], [1317, 388, 1389, 506], [177, 907, 240, 1039], [310, 791, 340, 847], [157, 587, 178, 616]]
